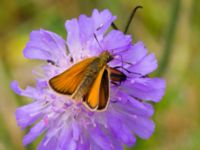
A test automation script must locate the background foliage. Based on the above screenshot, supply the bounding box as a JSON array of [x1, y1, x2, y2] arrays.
[[0, 0, 200, 150]]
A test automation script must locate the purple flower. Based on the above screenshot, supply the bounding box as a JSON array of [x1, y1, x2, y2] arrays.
[[12, 9, 165, 150]]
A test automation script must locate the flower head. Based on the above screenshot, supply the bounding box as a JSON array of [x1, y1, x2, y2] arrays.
[[12, 9, 165, 150]]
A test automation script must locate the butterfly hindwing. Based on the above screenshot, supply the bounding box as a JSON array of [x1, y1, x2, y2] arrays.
[[49, 57, 96, 95], [97, 68, 110, 110], [83, 66, 110, 110]]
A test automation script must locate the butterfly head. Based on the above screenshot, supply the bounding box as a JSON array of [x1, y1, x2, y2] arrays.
[[100, 50, 113, 63]]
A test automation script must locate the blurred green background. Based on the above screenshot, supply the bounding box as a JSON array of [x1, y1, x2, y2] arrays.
[[0, 0, 200, 150]]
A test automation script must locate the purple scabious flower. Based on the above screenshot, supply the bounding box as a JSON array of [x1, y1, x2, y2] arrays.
[[12, 9, 165, 150]]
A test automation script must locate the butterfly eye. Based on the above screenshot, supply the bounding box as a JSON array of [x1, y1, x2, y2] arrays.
[[108, 55, 114, 62]]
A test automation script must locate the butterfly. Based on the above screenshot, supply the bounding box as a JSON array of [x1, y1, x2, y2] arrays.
[[49, 50, 126, 111], [49, 6, 142, 111]]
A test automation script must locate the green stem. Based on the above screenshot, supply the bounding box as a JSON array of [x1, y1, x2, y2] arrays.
[[157, 0, 181, 76]]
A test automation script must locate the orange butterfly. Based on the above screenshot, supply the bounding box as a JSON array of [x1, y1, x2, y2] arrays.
[[49, 50, 126, 111], [49, 5, 143, 111]]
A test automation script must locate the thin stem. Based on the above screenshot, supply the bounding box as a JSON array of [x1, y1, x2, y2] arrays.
[[157, 0, 181, 76]]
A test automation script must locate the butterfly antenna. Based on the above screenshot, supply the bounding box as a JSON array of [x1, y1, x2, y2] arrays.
[[124, 5, 143, 34], [93, 33, 104, 50], [111, 22, 119, 30]]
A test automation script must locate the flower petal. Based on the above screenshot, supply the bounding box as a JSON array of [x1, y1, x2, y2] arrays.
[[65, 9, 116, 60], [11, 81, 44, 99], [23, 120, 46, 145], [92, 9, 116, 35], [112, 89, 154, 116], [11, 81, 22, 95], [124, 78, 166, 102], [113, 104, 155, 139], [57, 128, 77, 150], [106, 112, 136, 146], [123, 41, 147, 64], [90, 126, 112, 149], [103, 30, 131, 52], [76, 135, 90, 150], [15, 101, 45, 129], [65, 19, 82, 61], [23, 29, 68, 66], [129, 53, 157, 75], [37, 135, 59, 150], [128, 116, 155, 139], [78, 14, 95, 43]]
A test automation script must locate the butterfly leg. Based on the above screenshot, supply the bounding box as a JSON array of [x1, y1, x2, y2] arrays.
[[113, 66, 143, 76], [111, 81, 121, 86]]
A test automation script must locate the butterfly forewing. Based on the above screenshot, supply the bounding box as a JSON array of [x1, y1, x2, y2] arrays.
[[49, 57, 96, 95]]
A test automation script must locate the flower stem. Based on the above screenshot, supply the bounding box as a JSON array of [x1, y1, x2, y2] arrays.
[[157, 0, 181, 76]]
